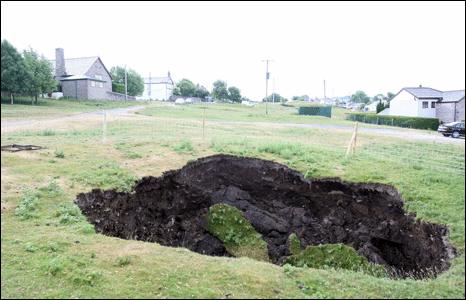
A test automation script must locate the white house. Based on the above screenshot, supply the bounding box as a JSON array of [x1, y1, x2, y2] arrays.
[[139, 72, 174, 101], [382, 86, 443, 118]]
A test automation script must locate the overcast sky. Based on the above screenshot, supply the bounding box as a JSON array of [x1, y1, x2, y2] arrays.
[[2, 1, 465, 100]]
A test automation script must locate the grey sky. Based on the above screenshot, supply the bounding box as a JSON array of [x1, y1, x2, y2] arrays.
[[2, 1, 465, 100]]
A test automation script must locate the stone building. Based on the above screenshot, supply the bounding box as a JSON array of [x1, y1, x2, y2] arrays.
[[50, 48, 134, 100]]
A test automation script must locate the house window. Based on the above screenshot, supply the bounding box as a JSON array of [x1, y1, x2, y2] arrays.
[[95, 75, 103, 80], [431, 102, 436, 108], [422, 101, 428, 109], [98, 82, 103, 88], [90, 80, 96, 87]]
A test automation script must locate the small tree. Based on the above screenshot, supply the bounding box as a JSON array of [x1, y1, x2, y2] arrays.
[[110, 66, 144, 96], [227, 86, 241, 103], [1, 40, 31, 104], [23, 48, 57, 104], [212, 80, 228, 101], [376, 100, 385, 113]]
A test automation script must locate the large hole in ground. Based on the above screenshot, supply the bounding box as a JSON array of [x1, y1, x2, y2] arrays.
[[75, 154, 457, 279]]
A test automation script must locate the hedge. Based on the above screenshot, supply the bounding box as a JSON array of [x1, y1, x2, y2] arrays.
[[346, 113, 439, 130], [298, 106, 332, 118]]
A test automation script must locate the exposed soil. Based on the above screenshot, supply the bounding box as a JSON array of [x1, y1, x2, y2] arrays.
[[1, 144, 43, 152], [75, 154, 457, 278]]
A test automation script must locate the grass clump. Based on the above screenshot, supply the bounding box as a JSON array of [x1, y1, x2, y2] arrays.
[[206, 204, 269, 262], [284, 243, 387, 277], [115, 256, 132, 267], [53, 202, 85, 225], [72, 162, 137, 192], [171, 138, 194, 153], [39, 129, 56, 136], [288, 233, 302, 255], [38, 179, 64, 197], [15, 189, 40, 220], [54, 149, 65, 158]]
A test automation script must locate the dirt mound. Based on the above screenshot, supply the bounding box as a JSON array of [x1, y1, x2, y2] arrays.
[[75, 154, 456, 278]]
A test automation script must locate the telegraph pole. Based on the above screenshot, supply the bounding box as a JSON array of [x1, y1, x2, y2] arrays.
[[124, 65, 128, 102], [262, 59, 273, 115], [323, 79, 326, 100]]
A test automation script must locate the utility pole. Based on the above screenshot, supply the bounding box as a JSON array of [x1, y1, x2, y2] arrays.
[[148, 72, 151, 100], [323, 79, 326, 100], [262, 59, 273, 115], [272, 77, 275, 103], [124, 65, 128, 102]]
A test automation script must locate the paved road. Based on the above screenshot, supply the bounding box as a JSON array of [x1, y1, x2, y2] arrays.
[[1, 105, 464, 144]]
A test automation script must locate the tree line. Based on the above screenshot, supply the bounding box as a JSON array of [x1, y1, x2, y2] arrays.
[[1, 39, 57, 104], [172, 79, 248, 103]]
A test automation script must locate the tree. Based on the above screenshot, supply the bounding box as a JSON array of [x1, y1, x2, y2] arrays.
[[110, 66, 144, 96], [173, 78, 196, 97], [212, 80, 228, 100], [376, 100, 385, 113], [263, 93, 286, 103], [194, 84, 210, 99], [351, 90, 370, 104], [1, 40, 31, 104], [227, 86, 241, 103], [23, 47, 57, 104], [372, 93, 385, 102], [386, 92, 395, 101]]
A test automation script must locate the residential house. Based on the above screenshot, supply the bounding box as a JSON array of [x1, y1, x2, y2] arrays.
[[139, 72, 174, 101], [50, 48, 133, 100], [380, 86, 465, 123]]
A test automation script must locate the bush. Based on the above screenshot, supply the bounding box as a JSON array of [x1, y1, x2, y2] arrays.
[[347, 113, 439, 130], [298, 106, 332, 118]]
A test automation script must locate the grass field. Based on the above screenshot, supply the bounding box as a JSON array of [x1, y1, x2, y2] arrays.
[[1, 101, 465, 298], [1, 97, 141, 120]]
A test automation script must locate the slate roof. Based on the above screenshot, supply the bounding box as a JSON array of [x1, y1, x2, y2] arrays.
[[441, 90, 465, 102], [403, 87, 444, 99], [49, 56, 99, 76], [59, 75, 106, 82]]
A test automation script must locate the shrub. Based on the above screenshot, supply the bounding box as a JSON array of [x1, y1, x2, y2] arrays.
[[346, 113, 439, 130], [298, 106, 332, 118]]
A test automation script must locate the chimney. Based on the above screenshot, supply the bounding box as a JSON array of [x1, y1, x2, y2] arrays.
[[55, 48, 66, 77]]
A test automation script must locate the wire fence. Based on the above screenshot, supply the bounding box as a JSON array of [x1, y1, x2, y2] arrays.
[[2, 107, 465, 178]]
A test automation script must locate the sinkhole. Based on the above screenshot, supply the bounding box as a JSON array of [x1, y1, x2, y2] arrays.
[[75, 154, 456, 279]]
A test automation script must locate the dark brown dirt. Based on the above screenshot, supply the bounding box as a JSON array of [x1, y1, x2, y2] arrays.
[[75, 154, 457, 278]]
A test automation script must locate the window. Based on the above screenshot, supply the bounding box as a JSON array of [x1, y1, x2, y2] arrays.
[[95, 75, 103, 80], [90, 80, 96, 87], [431, 102, 436, 108], [422, 101, 428, 109], [98, 82, 103, 88]]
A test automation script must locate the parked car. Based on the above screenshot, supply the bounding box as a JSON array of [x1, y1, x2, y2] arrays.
[[437, 121, 465, 138]]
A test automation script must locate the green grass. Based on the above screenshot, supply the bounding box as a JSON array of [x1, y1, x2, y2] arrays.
[[1, 97, 141, 120], [284, 244, 388, 277], [206, 204, 269, 262], [1, 102, 464, 298]]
